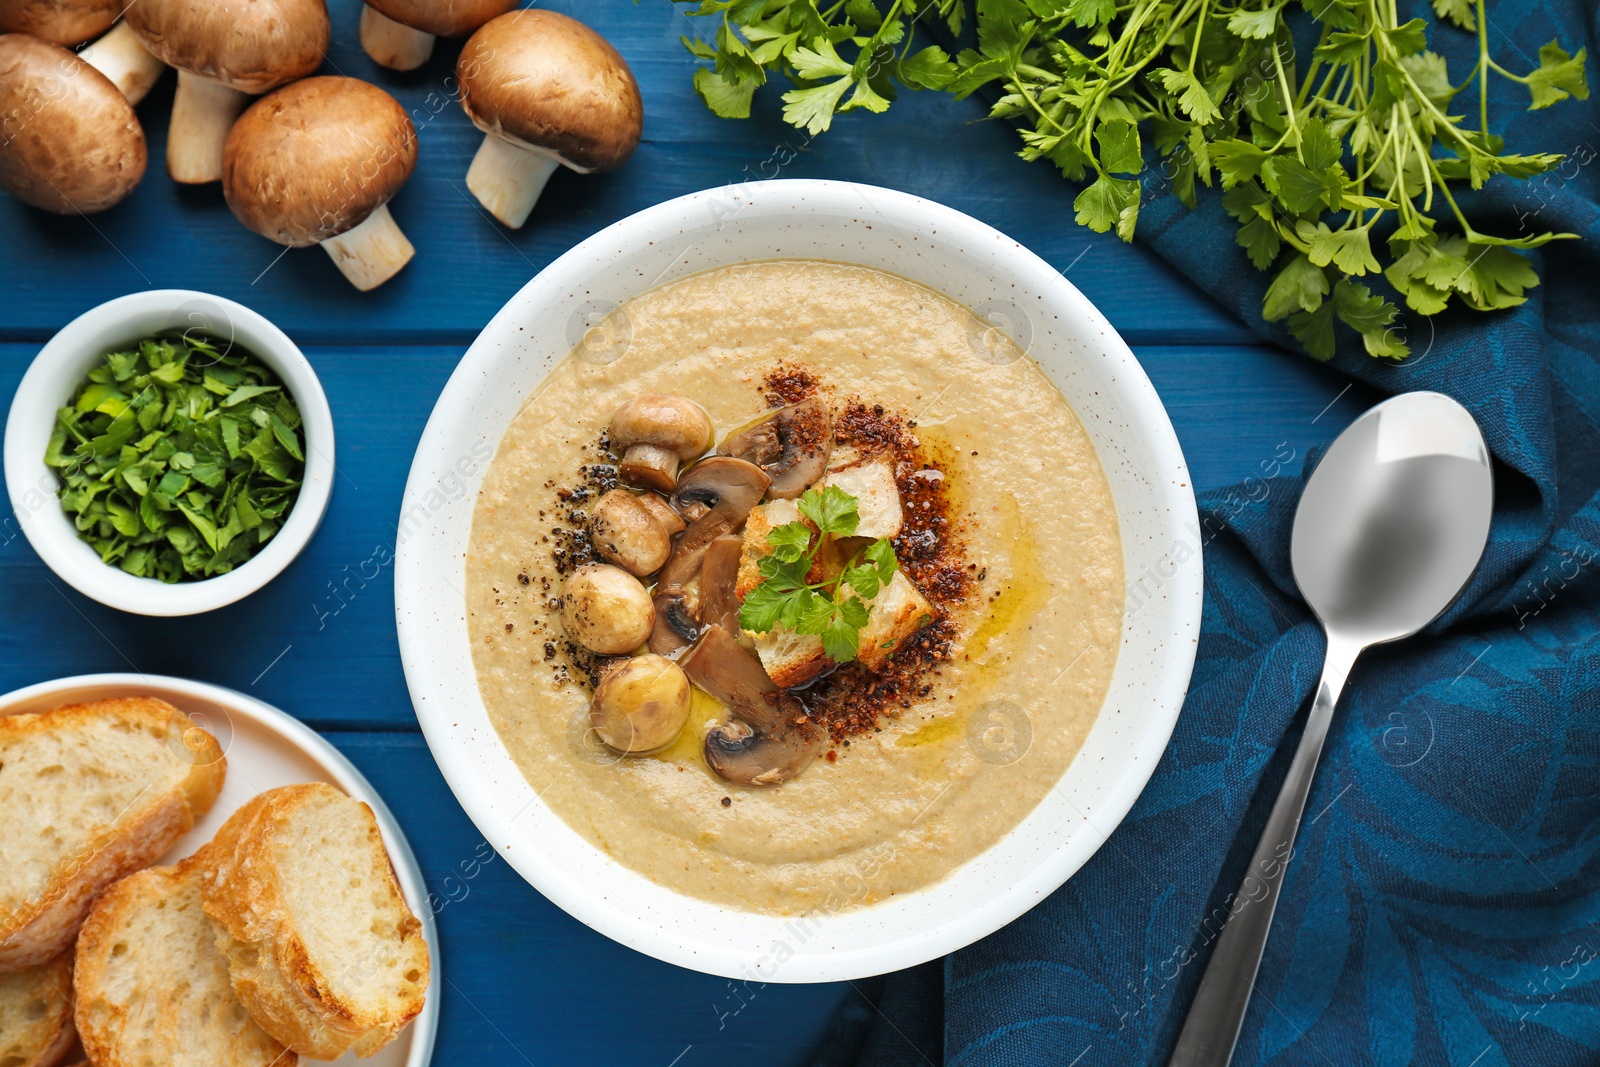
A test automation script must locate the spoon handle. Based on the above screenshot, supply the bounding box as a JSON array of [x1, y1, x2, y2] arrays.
[[1168, 636, 1361, 1067]]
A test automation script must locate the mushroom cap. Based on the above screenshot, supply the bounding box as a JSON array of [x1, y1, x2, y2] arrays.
[[0, 34, 145, 213], [364, 0, 516, 39], [456, 9, 642, 173], [223, 76, 416, 248], [590, 489, 671, 577], [590, 654, 691, 753], [561, 563, 655, 656], [125, 0, 328, 93], [0, 0, 121, 46], [610, 395, 712, 459]]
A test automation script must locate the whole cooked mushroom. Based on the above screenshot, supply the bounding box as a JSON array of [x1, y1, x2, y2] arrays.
[[224, 77, 418, 291], [590, 654, 691, 753], [680, 625, 824, 786], [590, 489, 671, 577], [720, 397, 834, 499], [358, 0, 515, 71], [660, 457, 770, 587], [561, 563, 654, 655], [456, 9, 642, 229], [609, 396, 712, 493], [125, 0, 329, 184], [634, 492, 685, 535], [0, 33, 145, 213]]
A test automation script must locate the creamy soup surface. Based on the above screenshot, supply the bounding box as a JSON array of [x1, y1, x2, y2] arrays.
[[466, 260, 1124, 914]]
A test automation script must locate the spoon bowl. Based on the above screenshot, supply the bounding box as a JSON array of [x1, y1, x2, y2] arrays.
[[1293, 392, 1494, 645], [1171, 391, 1493, 1066]]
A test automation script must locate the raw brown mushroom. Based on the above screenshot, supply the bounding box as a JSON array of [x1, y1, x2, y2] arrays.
[[0, 0, 121, 46], [358, 0, 516, 71], [0, 33, 145, 213], [223, 77, 418, 291], [589, 489, 671, 577], [561, 564, 654, 656], [660, 458, 770, 587], [456, 9, 642, 229], [77, 22, 166, 105], [589, 654, 691, 753], [126, 0, 329, 183], [720, 397, 834, 499], [609, 396, 712, 493]]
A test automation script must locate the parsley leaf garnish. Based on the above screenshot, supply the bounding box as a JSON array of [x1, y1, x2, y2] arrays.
[[736, 485, 899, 664], [44, 334, 305, 583], [672, 0, 1589, 361]]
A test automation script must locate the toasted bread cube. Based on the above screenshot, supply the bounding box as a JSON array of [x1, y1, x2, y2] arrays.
[[752, 570, 933, 685], [823, 458, 902, 540], [854, 571, 934, 672], [753, 628, 831, 689], [736, 499, 846, 601]]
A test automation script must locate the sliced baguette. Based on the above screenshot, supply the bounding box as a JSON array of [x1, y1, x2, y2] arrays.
[[73, 853, 292, 1067], [200, 783, 430, 1060], [0, 949, 75, 1067], [0, 697, 225, 970]]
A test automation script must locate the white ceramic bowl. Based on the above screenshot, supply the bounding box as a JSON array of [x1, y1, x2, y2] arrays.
[[396, 180, 1202, 982], [0, 673, 438, 1067], [4, 290, 334, 616]]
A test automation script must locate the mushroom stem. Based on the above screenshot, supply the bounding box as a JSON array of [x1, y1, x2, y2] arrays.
[[359, 5, 436, 71], [465, 133, 561, 229], [167, 70, 248, 183], [319, 203, 415, 291], [78, 21, 165, 105]]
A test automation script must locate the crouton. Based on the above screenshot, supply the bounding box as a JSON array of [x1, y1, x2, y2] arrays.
[[735, 499, 846, 602], [823, 458, 902, 540], [751, 570, 934, 686]]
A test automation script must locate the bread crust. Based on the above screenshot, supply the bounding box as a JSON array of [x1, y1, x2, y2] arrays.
[[201, 783, 430, 1059], [74, 853, 293, 1067], [0, 697, 226, 970], [0, 950, 75, 1067]]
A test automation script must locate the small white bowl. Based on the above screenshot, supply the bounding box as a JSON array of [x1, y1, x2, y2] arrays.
[[4, 291, 334, 616]]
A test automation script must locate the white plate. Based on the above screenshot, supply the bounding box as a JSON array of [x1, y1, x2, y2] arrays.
[[0, 674, 439, 1067], [396, 179, 1202, 982]]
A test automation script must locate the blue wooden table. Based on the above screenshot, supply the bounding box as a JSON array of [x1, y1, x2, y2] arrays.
[[0, 2, 1385, 1063]]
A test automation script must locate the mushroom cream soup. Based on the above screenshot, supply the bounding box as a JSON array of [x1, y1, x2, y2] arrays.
[[467, 260, 1123, 914]]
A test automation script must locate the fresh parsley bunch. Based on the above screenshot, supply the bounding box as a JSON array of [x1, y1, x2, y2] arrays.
[[45, 334, 305, 583], [674, 0, 1589, 359], [738, 484, 901, 663]]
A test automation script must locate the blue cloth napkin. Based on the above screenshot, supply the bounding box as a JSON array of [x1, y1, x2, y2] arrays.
[[816, 1, 1600, 1063]]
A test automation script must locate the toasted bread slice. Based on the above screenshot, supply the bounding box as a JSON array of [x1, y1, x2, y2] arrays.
[[0, 950, 75, 1067], [822, 458, 903, 540], [753, 570, 935, 685], [200, 783, 430, 1060], [74, 853, 291, 1067], [0, 697, 225, 970]]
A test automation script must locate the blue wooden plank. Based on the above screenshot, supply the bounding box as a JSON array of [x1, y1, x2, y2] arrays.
[[326, 730, 858, 1067], [0, 340, 1374, 729], [0, 0, 1254, 348]]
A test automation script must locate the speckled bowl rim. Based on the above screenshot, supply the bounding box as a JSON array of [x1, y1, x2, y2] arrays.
[[395, 179, 1202, 982]]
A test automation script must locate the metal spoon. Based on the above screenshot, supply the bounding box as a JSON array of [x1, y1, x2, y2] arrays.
[[1169, 391, 1494, 1066]]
